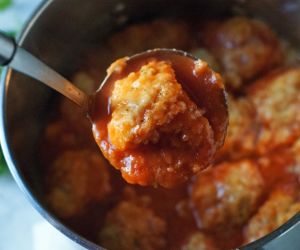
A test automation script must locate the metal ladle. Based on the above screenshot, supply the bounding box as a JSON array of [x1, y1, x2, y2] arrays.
[[0, 31, 227, 149], [0, 31, 88, 108]]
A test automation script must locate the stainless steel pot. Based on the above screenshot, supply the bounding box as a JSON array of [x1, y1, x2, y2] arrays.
[[1, 0, 300, 249]]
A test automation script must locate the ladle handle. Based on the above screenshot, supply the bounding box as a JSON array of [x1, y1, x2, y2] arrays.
[[0, 31, 88, 108], [0, 31, 16, 65]]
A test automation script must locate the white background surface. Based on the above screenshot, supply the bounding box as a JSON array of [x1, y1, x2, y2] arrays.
[[0, 0, 42, 32], [0, 175, 86, 250], [0, 174, 41, 250]]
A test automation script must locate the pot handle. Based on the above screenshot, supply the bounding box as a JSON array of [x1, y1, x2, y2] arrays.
[[0, 31, 16, 66]]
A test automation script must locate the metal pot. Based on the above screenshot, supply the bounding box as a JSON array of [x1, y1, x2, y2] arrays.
[[1, 0, 300, 249]]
